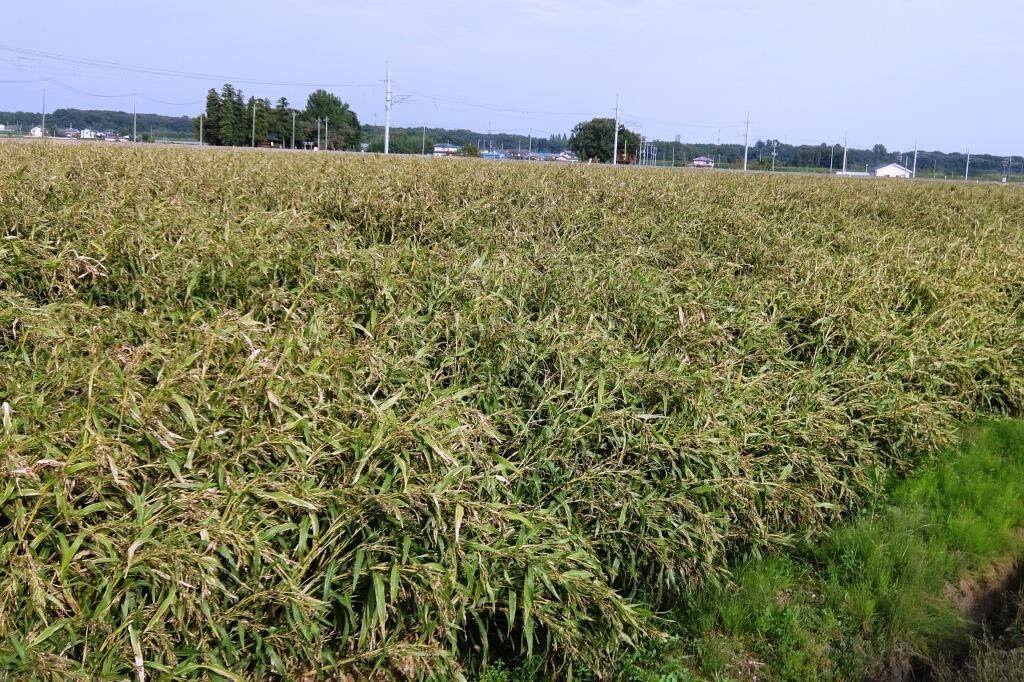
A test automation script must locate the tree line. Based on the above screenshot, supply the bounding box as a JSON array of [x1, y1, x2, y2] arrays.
[[197, 84, 360, 149], [566, 117, 1019, 177], [360, 126, 569, 155], [652, 139, 1017, 177], [0, 109, 193, 137]]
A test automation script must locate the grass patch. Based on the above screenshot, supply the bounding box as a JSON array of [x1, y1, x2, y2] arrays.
[[0, 144, 1022, 678], [628, 420, 1024, 680]]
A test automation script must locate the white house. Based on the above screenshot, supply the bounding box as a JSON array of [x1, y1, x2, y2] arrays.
[[433, 142, 459, 158], [0, 124, 5, 131], [872, 163, 913, 179], [80, 128, 97, 140], [30, 126, 43, 137], [691, 156, 715, 168]]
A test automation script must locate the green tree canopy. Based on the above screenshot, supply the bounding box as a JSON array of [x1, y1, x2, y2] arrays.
[[198, 85, 360, 149], [368, 131, 430, 154], [304, 90, 360, 150], [569, 118, 640, 163]]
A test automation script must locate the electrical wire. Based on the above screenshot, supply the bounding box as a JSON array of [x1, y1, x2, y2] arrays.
[[0, 43, 379, 89], [49, 80, 201, 107]]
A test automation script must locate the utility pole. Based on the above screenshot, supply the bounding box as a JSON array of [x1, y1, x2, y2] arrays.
[[316, 118, 320, 150], [384, 62, 393, 154], [829, 144, 835, 173], [291, 111, 296, 149], [324, 117, 329, 151], [912, 143, 918, 179], [671, 145, 675, 167], [41, 79, 46, 137], [132, 96, 137, 143], [528, 130, 532, 158], [251, 100, 256, 147], [771, 140, 778, 171], [965, 149, 971, 180], [842, 135, 848, 174], [421, 125, 426, 155], [612, 94, 620, 165], [742, 112, 750, 171], [199, 112, 204, 145]]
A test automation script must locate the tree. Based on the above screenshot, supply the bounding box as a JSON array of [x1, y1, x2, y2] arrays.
[[196, 88, 221, 145], [459, 143, 480, 157], [270, 97, 294, 148], [246, 97, 272, 146], [217, 84, 246, 147], [369, 131, 429, 154], [304, 90, 360, 150], [569, 118, 639, 163]]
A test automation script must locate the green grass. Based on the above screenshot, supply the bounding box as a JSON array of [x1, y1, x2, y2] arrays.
[[0, 143, 1022, 679], [624, 420, 1024, 681]]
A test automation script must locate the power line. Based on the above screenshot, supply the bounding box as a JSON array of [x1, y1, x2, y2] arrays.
[[48, 80, 202, 107], [398, 87, 602, 118], [0, 43, 379, 88]]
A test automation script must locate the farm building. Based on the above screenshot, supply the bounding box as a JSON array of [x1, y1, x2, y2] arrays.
[[691, 156, 715, 168], [872, 163, 913, 179], [80, 129, 97, 140], [433, 143, 459, 157], [29, 126, 43, 137]]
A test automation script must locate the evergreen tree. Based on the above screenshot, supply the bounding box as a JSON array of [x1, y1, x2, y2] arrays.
[[230, 88, 246, 146], [197, 88, 221, 145], [271, 97, 293, 148], [218, 84, 242, 146], [246, 97, 271, 145]]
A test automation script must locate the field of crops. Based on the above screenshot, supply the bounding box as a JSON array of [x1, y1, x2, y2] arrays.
[[1, 143, 1022, 679]]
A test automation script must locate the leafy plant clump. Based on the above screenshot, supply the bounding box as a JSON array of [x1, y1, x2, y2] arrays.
[[1, 144, 1022, 679]]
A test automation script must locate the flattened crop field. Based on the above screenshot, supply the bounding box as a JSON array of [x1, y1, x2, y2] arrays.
[[1, 144, 1022, 678]]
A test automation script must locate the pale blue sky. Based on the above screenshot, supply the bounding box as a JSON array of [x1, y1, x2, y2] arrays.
[[2, 1, 1019, 153]]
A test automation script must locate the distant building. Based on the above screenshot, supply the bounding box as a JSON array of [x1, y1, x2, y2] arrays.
[[80, 128, 97, 140], [0, 124, 5, 131], [871, 163, 913, 179], [62, 128, 80, 139], [433, 142, 459, 158], [691, 156, 715, 168], [550, 150, 578, 163], [480, 150, 507, 160], [30, 126, 43, 137], [258, 133, 281, 148]]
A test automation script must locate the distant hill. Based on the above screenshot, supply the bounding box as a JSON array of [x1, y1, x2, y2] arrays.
[[0, 108, 195, 138]]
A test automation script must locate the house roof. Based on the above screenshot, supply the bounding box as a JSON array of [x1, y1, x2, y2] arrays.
[[692, 156, 714, 162], [871, 163, 911, 173], [434, 142, 458, 149]]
